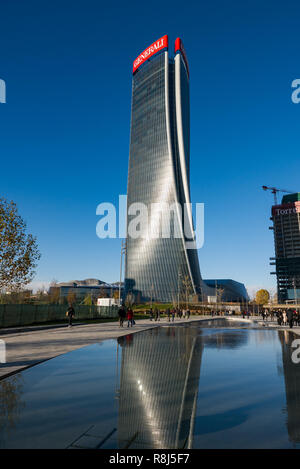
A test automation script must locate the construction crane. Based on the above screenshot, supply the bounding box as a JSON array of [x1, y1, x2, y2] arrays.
[[262, 185, 295, 205]]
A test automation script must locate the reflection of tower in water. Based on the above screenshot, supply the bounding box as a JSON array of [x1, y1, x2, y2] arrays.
[[117, 326, 203, 449], [278, 330, 300, 444]]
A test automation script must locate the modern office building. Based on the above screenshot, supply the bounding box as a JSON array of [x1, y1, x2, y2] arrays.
[[49, 278, 122, 301], [203, 279, 249, 303], [270, 193, 300, 302], [125, 35, 206, 302]]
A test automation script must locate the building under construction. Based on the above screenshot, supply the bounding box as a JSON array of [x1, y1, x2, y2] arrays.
[[270, 193, 300, 303]]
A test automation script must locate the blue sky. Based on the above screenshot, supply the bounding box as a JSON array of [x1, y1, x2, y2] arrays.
[[1, 0, 300, 296]]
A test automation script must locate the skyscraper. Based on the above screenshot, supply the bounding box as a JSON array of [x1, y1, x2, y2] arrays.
[[270, 193, 300, 302], [125, 35, 205, 302]]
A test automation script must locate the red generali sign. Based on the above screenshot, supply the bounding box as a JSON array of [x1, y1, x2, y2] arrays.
[[133, 35, 168, 73], [175, 37, 189, 77], [272, 201, 300, 216]]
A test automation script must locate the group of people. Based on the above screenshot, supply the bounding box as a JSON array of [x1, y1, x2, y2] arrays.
[[274, 309, 299, 328], [210, 310, 240, 317], [148, 307, 191, 322], [118, 305, 193, 327], [66, 303, 300, 330], [118, 304, 135, 328], [261, 309, 300, 328]]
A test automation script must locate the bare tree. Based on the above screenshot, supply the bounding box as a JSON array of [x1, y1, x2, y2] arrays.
[[67, 291, 77, 305], [182, 275, 193, 309], [216, 287, 224, 304]]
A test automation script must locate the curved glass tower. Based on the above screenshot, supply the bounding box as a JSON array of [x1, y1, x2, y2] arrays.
[[125, 35, 205, 302]]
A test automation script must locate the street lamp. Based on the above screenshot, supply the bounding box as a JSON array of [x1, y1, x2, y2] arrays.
[[293, 278, 298, 305], [177, 269, 182, 309], [119, 240, 127, 305]]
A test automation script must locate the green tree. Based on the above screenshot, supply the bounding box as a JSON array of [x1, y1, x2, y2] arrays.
[[113, 289, 119, 300], [255, 289, 270, 305], [83, 294, 92, 305], [48, 280, 60, 304], [0, 198, 40, 291]]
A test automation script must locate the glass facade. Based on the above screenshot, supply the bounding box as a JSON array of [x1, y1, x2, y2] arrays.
[[125, 41, 204, 302], [272, 197, 300, 302], [117, 326, 203, 448]]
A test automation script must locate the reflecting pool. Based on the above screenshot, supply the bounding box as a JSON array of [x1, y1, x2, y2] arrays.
[[0, 320, 300, 449]]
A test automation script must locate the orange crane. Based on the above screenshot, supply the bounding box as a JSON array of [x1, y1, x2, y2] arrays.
[[262, 185, 295, 205]]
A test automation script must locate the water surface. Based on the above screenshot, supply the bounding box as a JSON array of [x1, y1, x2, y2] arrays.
[[0, 319, 299, 449]]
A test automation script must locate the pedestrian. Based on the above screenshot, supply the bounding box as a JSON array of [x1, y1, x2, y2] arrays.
[[66, 304, 75, 327], [283, 310, 287, 326], [186, 309, 190, 319], [171, 309, 175, 322], [287, 309, 294, 329], [118, 304, 126, 327], [294, 310, 298, 326], [166, 308, 171, 322], [149, 308, 154, 321], [276, 311, 280, 326], [127, 307, 134, 327]]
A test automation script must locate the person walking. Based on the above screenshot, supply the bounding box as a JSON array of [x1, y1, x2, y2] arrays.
[[118, 304, 126, 327], [166, 308, 171, 322], [66, 304, 75, 327], [154, 308, 160, 322], [127, 307, 134, 327], [186, 309, 190, 320], [283, 310, 287, 326], [171, 308, 175, 322], [287, 309, 294, 329], [278, 311, 283, 326], [149, 308, 154, 321]]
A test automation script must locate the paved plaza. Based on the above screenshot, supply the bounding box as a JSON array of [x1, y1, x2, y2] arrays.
[[1, 315, 300, 380], [0, 316, 206, 379]]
